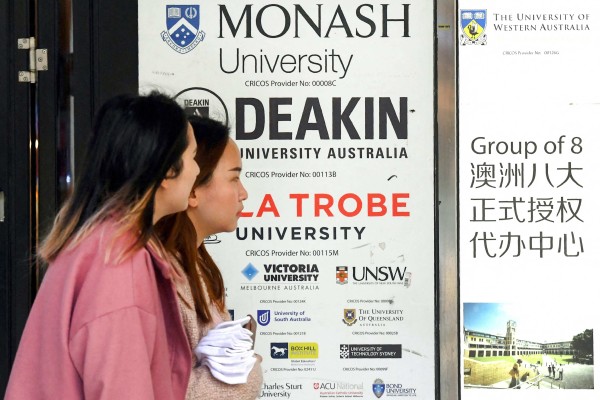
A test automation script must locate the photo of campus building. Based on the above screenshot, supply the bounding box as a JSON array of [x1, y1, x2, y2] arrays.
[[463, 303, 594, 390], [465, 321, 574, 358]]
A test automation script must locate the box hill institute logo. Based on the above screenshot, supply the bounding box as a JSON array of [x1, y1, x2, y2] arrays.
[[460, 9, 487, 46], [161, 5, 205, 54]]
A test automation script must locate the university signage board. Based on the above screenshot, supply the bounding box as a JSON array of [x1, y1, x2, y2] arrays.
[[140, 1, 435, 398], [458, 0, 600, 397]]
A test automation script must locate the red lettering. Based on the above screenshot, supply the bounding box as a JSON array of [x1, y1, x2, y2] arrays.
[[367, 193, 387, 216], [392, 193, 410, 216], [314, 194, 334, 216], [289, 193, 309, 216], [257, 194, 280, 217], [339, 193, 361, 217], [243, 192, 410, 217]]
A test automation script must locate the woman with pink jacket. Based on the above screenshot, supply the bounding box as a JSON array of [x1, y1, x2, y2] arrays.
[[5, 92, 200, 399]]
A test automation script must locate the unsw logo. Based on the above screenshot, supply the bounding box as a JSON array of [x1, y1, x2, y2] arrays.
[[161, 5, 205, 54], [337, 265, 411, 287]]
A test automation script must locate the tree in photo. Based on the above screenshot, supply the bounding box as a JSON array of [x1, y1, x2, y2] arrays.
[[572, 329, 593, 364]]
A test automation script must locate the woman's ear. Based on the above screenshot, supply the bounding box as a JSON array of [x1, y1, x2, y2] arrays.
[[188, 187, 199, 208], [159, 178, 170, 190]]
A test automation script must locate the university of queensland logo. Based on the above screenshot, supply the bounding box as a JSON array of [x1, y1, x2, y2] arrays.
[[460, 9, 487, 46], [342, 308, 357, 326], [161, 5, 205, 54]]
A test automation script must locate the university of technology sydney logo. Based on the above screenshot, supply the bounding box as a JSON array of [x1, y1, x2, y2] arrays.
[[460, 9, 487, 45], [161, 5, 205, 54]]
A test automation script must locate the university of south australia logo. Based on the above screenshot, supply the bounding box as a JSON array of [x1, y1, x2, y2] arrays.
[[161, 5, 205, 54], [460, 9, 487, 45], [257, 310, 271, 326]]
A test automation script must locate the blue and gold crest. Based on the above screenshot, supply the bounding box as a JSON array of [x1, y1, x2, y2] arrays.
[[161, 5, 205, 54], [342, 308, 357, 326], [460, 9, 487, 45]]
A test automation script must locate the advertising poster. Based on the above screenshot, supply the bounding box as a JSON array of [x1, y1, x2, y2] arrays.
[[140, 1, 435, 398], [458, 0, 600, 397]]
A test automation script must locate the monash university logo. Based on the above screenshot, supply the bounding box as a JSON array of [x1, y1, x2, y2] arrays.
[[460, 9, 487, 45], [161, 5, 205, 54]]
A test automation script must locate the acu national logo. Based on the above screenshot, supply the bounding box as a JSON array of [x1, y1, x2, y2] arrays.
[[161, 5, 205, 54], [460, 9, 487, 45]]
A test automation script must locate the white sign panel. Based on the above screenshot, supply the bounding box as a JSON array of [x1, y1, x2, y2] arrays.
[[140, 1, 435, 398], [459, 0, 600, 397]]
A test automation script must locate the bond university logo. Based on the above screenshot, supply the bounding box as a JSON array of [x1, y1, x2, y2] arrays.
[[373, 379, 385, 399], [336, 266, 349, 284], [161, 5, 205, 54], [460, 10, 487, 45]]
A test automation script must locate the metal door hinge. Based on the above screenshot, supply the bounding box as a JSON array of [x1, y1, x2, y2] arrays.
[[18, 37, 48, 84]]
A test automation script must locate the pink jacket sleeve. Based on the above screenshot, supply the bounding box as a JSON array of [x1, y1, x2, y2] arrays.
[[68, 306, 158, 400]]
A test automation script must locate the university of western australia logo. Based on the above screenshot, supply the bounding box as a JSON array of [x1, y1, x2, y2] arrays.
[[161, 5, 205, 54], [460, 9, 487, 45]]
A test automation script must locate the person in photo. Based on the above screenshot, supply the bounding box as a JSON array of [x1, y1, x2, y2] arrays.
[[5, 92, 200, 399], [156, 115, 262, 400]]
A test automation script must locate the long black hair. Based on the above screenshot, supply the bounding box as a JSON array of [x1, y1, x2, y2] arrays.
[[156, 116, 230, 322], [40, 91, 189, 262]]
